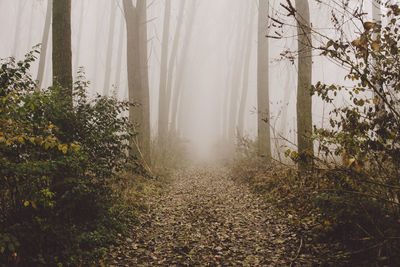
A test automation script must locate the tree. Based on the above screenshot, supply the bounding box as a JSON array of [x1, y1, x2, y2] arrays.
[[122, 0, 150, 162], [158, 0, 172, 139], [257, 0, 272, 158], [103, 0, 117, 96], [36, 0, 52, 91], [52, 0, 72, 95], [137, 0, 151, 162], [170, 0, 197, 132], [238, 2, 256, 137], [295, 0, 313, 173]]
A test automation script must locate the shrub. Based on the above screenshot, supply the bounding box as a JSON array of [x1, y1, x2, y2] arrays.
[[0, 51, 136, 265]]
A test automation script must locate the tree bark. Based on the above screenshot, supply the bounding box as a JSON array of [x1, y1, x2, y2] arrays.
[[52, 0, 73, 96], [137, 0, 151, 161], [123, 0, 150, 162], [296, 0, 313, 173], [36, 0, 52, 91], [257, 0, 272, 158]]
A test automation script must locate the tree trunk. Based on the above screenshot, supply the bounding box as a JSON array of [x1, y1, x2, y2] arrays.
[[114, 17, 125, 93], [73, 0, 84, 73], [238, 3, 255, 137], [165, 0, 185, 134], [123, 0, 149, 162], [158, 0, 171, 139], [137, 0, 151, 162], [52, 0, 73, 96], [257, 0, 271, 158], [296, 0, 313, 173], [170, 0, 197, 132], [103, 0, 117, 96], [227, 3, 248, 142], [36, 0, 52, 91]]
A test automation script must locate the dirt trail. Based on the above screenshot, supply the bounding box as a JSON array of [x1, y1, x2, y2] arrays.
[[108, 167, 302, 266]]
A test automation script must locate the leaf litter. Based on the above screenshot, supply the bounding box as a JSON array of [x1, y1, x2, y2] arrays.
[[105, 167, 310, 266]]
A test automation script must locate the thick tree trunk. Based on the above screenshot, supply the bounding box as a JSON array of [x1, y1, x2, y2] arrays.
[[257, 0, 271, 158], [158, 0, 171, 139], [296, 0, 313, 173], [36, 0, 52, 91], [123, 0, 150, 162], [103, 0, 117, 96], [52, 0, 73, 96]]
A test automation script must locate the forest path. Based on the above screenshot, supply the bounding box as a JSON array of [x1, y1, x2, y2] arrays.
[[108, 167, 301, 266]]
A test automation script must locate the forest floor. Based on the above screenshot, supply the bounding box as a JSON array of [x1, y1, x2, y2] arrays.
[[105, 167, 309, 266]]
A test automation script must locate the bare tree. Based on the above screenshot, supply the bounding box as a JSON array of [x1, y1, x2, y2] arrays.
[[103, 0, 117, 96], [238, 3, 256, 137], [158, 0, 172, 139], [170, 0, 197, 132], [137, 0, 151, 161], [296, 0, 313, 173], [122, 0, 150, 161], [257, 0, 272, 158], [36, 0, 52, 91], [52, 0, 72, 95]]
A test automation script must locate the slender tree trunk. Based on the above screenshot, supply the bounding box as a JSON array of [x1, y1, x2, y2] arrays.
[[114, 17, 125, 92], [296, 0, 313, 173], [257, 0, 271, 158], [73, 0, 84, 73], [103, 0, 117, 96], [36, 0, 52, 91], [158, 0, 171, 138], [228, 3, 248, 141], [137, 0, 151, 161], [238, 3, 256, 137], [52, 0, 73, 96], [165, 0, 185, 133], [170, 0, 197, 131]]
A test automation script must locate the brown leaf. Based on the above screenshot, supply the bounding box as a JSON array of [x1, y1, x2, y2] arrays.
[[363, 21, 376, 31]]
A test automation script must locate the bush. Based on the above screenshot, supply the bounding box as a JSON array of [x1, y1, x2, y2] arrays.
[[0, 51, 137, 265]]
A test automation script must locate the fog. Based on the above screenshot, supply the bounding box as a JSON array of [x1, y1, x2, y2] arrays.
[[0, 0, 384, 162]]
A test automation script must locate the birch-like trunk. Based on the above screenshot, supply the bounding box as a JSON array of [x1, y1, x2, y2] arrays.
[[36, 0, 52, 91], [257, 0, 271, 158], [103, 0, 117, 96]]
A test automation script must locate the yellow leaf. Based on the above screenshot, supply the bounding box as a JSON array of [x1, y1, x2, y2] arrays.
[[371, 41, 380, 52], [24, 201, 30, 207], [31, 201, 37, 209], [62, 145, 68, 154]]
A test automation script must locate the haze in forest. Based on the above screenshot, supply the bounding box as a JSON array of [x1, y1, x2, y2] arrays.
[[0, 0, 383, 162]]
